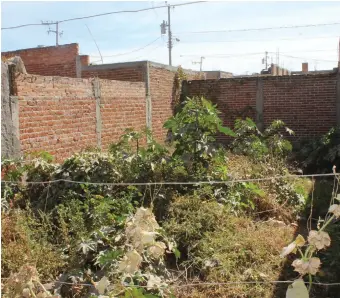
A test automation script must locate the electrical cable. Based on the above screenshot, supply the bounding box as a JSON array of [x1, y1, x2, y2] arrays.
[[180, 49, 337, 58], [276, 53, 338, 63], [90, 37, 161, 58], [1, 1, 207, 30], [177, 35, 339, 44], [175, 21, 340, 35]]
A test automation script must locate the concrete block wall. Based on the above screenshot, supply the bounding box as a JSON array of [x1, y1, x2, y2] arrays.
[[184, 72, 340, 142]]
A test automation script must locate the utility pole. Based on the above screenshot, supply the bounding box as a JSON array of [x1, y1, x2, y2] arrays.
[[160, 2, 178, 66], [167, 4, 172, 66], [338, 37, 340, 66], [192, 56, 205, 72], [262, 51, 268, 69], [42, 21, 63, 46]]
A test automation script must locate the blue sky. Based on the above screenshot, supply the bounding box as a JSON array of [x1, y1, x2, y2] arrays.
[[1, 1, 340, 75]]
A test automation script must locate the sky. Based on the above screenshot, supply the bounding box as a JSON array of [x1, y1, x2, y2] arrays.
[[1, 1, 340, 75]]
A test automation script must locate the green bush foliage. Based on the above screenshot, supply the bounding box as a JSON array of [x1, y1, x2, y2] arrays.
[[295, 127, 340, 173], [231, 118, 293, 161]]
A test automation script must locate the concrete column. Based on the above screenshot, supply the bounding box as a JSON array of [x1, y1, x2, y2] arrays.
[[256, 77, 264, 132], [92, 78, 102, 149], [336, 71, 340, 128], [144, 62, 152, 134], [1, 62, 20, 158], [76, 55, 82, 78]]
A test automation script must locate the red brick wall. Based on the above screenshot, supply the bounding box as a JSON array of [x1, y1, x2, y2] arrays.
[[82, 65, 145, 82], [149, 66, 176, 140], [149, 65, 197, 141], [185, 78, 257, 142], [262, 75, 337, 138], [100, 79, 146, 150], [13, 73, 146, 160], [185, 74, 338, 141], [2, 43, 79, 78]]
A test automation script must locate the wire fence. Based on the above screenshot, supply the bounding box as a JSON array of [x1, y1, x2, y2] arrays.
[[1, 173, 339, 187], [2, 172, 340, 290], [2, 278, 340, 288]]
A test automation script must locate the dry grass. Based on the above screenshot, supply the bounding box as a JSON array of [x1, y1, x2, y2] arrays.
[[1, 211, 65, 280], [165, 195, 297, 298], [174, 218, 296, 298]]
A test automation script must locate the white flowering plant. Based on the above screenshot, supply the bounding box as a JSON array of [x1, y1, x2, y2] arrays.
[[282, 167, 340, 297]]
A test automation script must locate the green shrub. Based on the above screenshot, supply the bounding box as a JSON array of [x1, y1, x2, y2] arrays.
[[295, 127, 340, 173], [231, 118, 293, 161], [164, 96, 234, 171]]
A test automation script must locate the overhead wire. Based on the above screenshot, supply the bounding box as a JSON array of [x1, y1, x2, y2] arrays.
[[175, 21, 340, 35], [180, 49, 337, 58], [276, 54, 338, 63], [1, 1, 207, 30], [90, 37, 161, 58], [177, 35, 339, 44]]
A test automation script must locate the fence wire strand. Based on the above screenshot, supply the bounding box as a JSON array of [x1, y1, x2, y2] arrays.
[[2, 173, 340, 290], [2, 278, 339, 288], [1, 173, 339, 186]]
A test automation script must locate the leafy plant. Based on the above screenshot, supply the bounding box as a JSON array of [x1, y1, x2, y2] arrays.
[[231, 118, 293, 160], [295, 127, 340, 173], [164, 96, 235, 171]]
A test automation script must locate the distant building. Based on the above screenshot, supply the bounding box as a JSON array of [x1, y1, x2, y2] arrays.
[[203, 70, 233, 79], [291, 62, 339, 75], [261, 63, 290, 76]]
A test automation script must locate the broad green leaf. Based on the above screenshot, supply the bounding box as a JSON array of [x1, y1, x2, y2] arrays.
[[218, 125, 236, 137], [286, 279, 309, 298]]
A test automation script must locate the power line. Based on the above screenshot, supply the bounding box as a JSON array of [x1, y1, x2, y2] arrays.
[[180, 49, 337, 58], [175, 21, 340, 35], [178, 35, 339, 44], [131, 42, 165, 61], [181, 52, 264, 58], [277, 54, 338, 63], [85, 24, 103, 64], [90, 37, 161, 58], [1, 1, 207, 30]]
